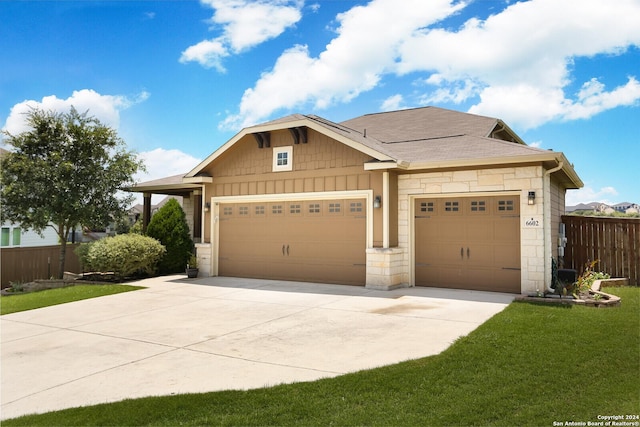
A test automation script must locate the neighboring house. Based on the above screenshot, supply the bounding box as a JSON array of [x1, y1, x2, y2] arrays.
[[613, 202, 640, 214], [129, 106, 583, 295], [566, 201, 639, 215], [565, 202, 601, 213], [128, 195, 183, 227], [1, 148, 61, 248], [0, 222, 60, 248]]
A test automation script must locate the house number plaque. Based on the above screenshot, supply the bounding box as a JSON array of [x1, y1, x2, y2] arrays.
[[523, 216, 542, 228]]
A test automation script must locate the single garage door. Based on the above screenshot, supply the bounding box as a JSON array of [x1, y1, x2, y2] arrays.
[[219, 199, 366, 285], [415, 196, 521, 293]]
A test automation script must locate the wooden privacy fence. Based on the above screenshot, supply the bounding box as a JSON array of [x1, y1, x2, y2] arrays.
[[562, 216, 640, 286], [1, 244, 81, 288]]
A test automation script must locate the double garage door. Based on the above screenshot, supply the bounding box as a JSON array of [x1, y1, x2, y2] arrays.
[[218, 199, 366, 285], [415, 196, 521, 293]]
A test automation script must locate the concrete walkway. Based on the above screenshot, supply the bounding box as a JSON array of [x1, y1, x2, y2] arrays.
[[1, 276, 514, 420]]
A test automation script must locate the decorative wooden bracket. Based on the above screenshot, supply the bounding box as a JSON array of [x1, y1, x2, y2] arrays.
[[254, 132, 270, 148], [288, 127, 307, 144]]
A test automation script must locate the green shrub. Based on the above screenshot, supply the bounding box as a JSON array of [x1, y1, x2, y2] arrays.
[[574, 259, 610, 296], [145, 198, 193, 274], [76, 234, 165, 279], [74, 241, 94, 272], [129, 220, 144, 235]]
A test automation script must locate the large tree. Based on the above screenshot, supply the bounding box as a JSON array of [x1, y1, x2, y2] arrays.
[[0, 107, 144, 278]]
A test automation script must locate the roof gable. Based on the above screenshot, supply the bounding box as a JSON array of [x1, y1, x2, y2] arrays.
[[186, 114, 396, 178]]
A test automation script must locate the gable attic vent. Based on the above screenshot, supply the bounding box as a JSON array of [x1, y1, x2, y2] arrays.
[[288, 126, 308, 144], [254, 132, 270, 149]]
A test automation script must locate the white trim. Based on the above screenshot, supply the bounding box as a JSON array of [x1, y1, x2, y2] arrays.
[[364, 161, 400, 171], [272, 146, 293, 172], [210, 190, 373, 277], [382, 171, 389, 248], [407, 191, 521, 287]]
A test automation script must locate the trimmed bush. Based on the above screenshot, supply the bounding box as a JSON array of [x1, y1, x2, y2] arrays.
[[145, 198, 194, 274], [76, 234, 165, 279]]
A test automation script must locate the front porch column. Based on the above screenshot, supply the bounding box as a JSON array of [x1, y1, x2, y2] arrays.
[[193, 190, 202, 242], [142, 192, 152, 233], [383, 171, 390, 248]]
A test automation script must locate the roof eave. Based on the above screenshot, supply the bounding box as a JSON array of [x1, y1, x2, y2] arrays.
[[126, 182, 202, 195], [403, 152, 583, 189], [556, 153, 584, 189], [404, 153, 557, 170]]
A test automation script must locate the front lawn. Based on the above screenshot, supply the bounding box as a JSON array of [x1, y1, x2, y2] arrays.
[[4, 287, 639, 426], [0, 284, 144, 315]]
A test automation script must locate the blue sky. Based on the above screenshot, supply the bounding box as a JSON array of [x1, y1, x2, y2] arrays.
[[1, 0, 639, 206]]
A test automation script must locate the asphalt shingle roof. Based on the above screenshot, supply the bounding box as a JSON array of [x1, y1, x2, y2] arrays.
[[339, 106, 500, 142]]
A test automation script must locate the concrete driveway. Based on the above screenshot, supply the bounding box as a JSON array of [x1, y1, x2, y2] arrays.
[[1, 276, 513, 420]]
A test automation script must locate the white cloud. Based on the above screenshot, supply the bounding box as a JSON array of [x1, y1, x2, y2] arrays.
[[380, 94, 405, 111], [132, 148, 202, 205], [180, 0, 303, 71], [398, 0, 640, 129], [221, 0, 640, 130], [221, 0, 464, 129], [135, 148, 202, 183], [563, 77, 640, 120], [419, 78, 480, 105], [180, 39, 229, 72], [529, 140, 542, 148], [565, 186, 619, 206], [2, 89, 149, 136]]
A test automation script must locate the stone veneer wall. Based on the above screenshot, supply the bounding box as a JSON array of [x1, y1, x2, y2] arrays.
[[195, 243, 211, 276], [396, 166, 546, 294], [365, 248, 406, 290]]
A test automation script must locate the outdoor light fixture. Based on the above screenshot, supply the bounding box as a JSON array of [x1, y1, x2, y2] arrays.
[[204, 202, 211, 212], [528, 191, 536, 205], [373, 196, 381, 209]]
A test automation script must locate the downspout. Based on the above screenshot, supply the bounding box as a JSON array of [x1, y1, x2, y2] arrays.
[[543, 160, 564, 293], [545, 160, 564, 176]]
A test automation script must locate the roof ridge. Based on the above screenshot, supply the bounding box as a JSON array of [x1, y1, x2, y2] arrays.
[[379, 134, 467, 144]]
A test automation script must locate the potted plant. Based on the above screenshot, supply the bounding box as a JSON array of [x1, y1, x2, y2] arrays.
[[186, 253, 199, 278]]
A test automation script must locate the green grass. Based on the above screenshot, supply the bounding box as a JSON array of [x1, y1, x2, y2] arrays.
[[0, 284, 144, 315], [4, 287, 639, 426]]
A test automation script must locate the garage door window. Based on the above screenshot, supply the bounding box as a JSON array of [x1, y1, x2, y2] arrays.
[[289, 204, 301, 214], [308, 203, 321, 214], [470, 200, 486, 212], [255, 205, 265, 215], [350, 201, 363, 213], [272, 205, 283, 215], [444, 201, 460, 212], [329, 202, 341, 213], [239, 206, 249, 216], [223, 206, 233, 216], [498, 200, 515, 211], [420, 202, 435, 213]]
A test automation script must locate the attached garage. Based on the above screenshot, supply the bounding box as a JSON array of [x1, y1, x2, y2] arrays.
[[217, 198, 367, 285], [130, 106, 583, 295], [414, 195, 521, 293]]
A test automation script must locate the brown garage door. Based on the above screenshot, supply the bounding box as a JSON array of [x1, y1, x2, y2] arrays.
[[415, 196, 521, 293], [219, 199, 366, 285]]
